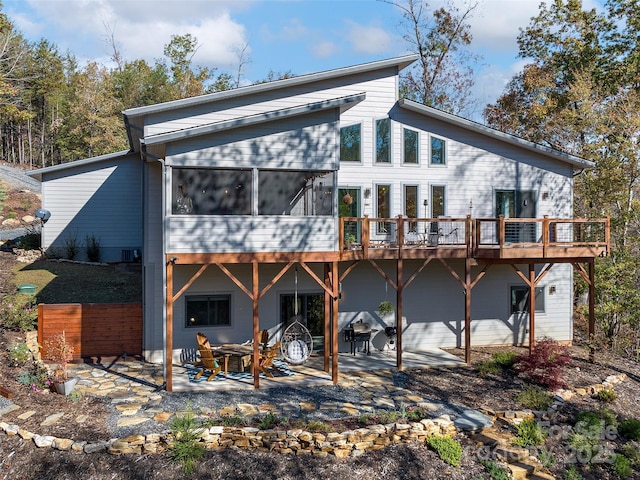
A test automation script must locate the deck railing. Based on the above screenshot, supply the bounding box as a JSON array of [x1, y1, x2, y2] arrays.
[[339, 215, 610, 259]]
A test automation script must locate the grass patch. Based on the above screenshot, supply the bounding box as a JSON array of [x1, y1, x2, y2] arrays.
[[619, 418, 640, 441], [426, 434, 463, 467], [563, 465, 583, 480], [515, 384, 554, 410], [611, 453, 632, 478], [479, 459, 511, 480]]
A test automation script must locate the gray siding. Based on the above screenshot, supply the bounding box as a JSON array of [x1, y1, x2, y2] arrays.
[[40, 153, 142, 263]]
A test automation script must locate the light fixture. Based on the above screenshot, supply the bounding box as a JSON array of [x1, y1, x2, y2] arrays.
[[169, 256, 178, 264], [35, 208, 51, 224], [549, 285, 556, 295]]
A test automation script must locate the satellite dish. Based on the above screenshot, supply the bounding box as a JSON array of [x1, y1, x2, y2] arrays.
[[35, 208, 51, 223]]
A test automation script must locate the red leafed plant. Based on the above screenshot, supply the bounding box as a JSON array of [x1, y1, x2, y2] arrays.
[[515, 337, 572, 390]]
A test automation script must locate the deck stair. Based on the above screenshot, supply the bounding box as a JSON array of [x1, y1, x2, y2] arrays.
[[469, 426, 555, 480]]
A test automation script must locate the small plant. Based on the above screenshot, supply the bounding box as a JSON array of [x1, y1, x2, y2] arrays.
[[305, 420, 331, 433], [563, 465, 583, 480], [16, 227, 41, 250], [514, 337, 572, 389], [257, 412, 280, 430], [169, 411, 205, 474], [67, 389, 83, 403], [44, 331, 75, 382], [492, 351, 518, 369], [618, 418, 640, 441], [344, 232, 356, 244], [426, 434, 463, 467], [220, 415, 246, 427], [0, 294, 37, 331], [378, 409, 403, 424], [479, 459, 511, 480], [611, 453, 632, 478], [595, 388, 617, 403], [63, 233, 79, 260], [476, 359, 501, 377], [513, 418, 546, 447], [621, 442, 640, 466], [85, 234, 101, 262], [7, 342, 31, 366], [16, 370, 37, 386], [537, 447, 556, 468], [378, 300, 394, 316], [515, 384, 554, 410]]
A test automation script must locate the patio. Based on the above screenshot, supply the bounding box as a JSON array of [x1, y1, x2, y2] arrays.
[[171, 348, 465, 392]]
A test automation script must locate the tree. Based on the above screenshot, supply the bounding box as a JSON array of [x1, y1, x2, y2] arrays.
[[163, 34, 212, 99], [385, 0, 480, 116]]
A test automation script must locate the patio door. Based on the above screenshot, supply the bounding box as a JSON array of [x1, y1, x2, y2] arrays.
[[495, 190, 536, 242], [338, 187, 360, 243], [280, 293, 324, 352]]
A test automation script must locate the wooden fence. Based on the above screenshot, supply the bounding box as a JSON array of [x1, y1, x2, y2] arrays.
[[38, 303, 143, 360]]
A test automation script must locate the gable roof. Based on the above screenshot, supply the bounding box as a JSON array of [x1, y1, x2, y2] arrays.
[[398, 99, 594, 169], [27, 150, 134, 181]]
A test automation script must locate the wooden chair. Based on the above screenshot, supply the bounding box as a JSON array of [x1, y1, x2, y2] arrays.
[[259, 329, 270, 347], [194, 332, 229, 381], [254, 341, 284, 378]]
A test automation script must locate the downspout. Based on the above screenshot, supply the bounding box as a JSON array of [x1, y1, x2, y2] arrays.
[[141, 143, 168, 390]]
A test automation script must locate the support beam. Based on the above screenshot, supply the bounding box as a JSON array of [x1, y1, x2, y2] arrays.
[[252, 261, 260, 388], [464, 258, 471, 363], [331, 261, 339, 384], [396, 258, 403, 370], [589, 259, 595, 362], [166, 259, 174, 392], [528, 263, 536, 353], [324, 263, 331, 373]]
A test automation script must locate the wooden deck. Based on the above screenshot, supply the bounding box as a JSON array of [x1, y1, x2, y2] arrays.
[[340, 216, 609, 261]]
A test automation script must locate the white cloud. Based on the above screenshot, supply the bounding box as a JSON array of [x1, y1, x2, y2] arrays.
[[344, 20, 394, 55], [312, 40, 338, 58]]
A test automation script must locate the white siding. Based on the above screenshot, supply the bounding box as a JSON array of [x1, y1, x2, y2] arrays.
[[167, 216, 336, 253], [145, 70, 398, 137], [40, 153, 142, 263]]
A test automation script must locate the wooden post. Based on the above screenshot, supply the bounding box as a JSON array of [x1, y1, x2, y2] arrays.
[[165, 258, 174, 392], [331, 261, 339, 384], [542, 216, 549, 257], [252, 261, 260, 388], [396, 258, 403, 370], [323, 263, 331, 373], [362, 215, 370, 259], [498, 215, 505, 256], [464, 257, 471, 364], [397, 215, 404, 254], [529, 263, 536, 354], [588, 259, 595, 362]]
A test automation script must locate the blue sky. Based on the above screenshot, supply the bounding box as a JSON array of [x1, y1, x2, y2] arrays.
[[4, 0, 602, 112]]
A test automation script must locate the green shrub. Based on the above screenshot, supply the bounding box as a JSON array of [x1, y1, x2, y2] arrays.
[[492, 351, 518, 369], [621, 442, 640, 466], [16, 370, 36, 386], [63, 233, 79, 260], [257, 412, 280, 430], [479, 460, 511, 480], [619, 419, 640, 441], [0, 294, 37, 331], [221, 415, 246, 427], [476, 360, 501, 376], [85, 234, 101, 262], [513, 418, 546, 447], [169, 412, 205, 474], [515, 385, 554, 410], [305, 420, 330, 432], [575, 409, 618, 429], [537, 447, 556, 468], [426, 434, 463, 467], [16, 231, 41, 250], [595, 388, 617, 403], [563, 465, 583, 480], [514, 337, 572, 389], [7, 342, 31, 366], [611, 453, 632, 478]]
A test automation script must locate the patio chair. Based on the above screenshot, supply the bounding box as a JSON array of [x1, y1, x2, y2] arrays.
[[254, 341, 284, 378], [194, 332, 229, 381]]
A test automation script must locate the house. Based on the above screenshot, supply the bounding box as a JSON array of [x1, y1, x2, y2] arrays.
[[29, 55, 608, 390]]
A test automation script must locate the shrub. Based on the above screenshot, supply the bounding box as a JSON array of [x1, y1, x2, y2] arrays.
[[169, 412, 205, 474], [514, 337, 572, 389], [479, 460, 511, 480], [537, 447, 556, 468], [611, 453, 632, 478], [16, 370, 36, 386], [595, 388, 617, 403], [7, 342, 31, 366], [515, 384, 554, 410], [220, 415, 246, 427], [618, 418, 640, 441], [63, 233, 79, 260], [563, 465, 583, 480], [0, 294, 37, 331], [305, 420, 331, 433], [513, 418, 546, 447], [85, 234, 101, 262], [492, 351, 518, 369], [476, 360, 501, 376], [426, 434, 463, 467], [621, 442, 640, 466], [16, 231, 41, 250], [257, 413, 280, 430]]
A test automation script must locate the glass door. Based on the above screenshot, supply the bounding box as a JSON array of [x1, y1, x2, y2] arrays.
[[280, 293, 324, 352], [338, 187, 360, 243]]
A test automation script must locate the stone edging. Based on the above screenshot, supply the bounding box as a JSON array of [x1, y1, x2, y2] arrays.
[[0, 373, 628, 457]]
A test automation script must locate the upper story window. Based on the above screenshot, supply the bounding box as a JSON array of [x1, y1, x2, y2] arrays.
[[403, 128, 419, 164], [172, 168, 251, 215], [340, 124, 361, 162], [259, 170, 333, 215], [430, 136, 446, 165], [375, 118, 391, 163]]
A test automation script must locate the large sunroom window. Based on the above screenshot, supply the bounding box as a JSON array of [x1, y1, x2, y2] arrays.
[[172, 168, 252, 215], [259, 170, 334, 215]]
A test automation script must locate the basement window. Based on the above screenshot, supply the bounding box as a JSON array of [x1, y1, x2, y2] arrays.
[[185, 295, 231, 327]]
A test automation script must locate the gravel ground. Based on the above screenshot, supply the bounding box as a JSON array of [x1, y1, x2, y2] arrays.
[[0, 164, 41, 193]]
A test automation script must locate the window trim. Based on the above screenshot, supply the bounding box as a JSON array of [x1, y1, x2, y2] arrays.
[[403, 127, 420, 165], [340, 122, 363, 163], [375, 183, 392, 234], [403, 183, 419, 233], [374, 117, 392, 164], [430, 184, 447, 218], [185, 294, 232, 328], [429, 134, 447, 166]]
